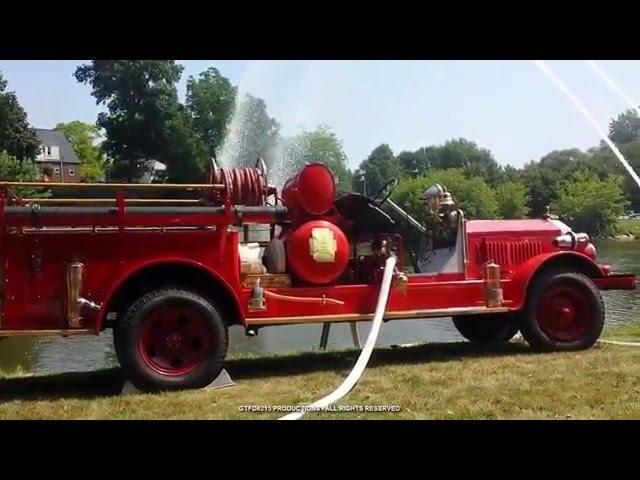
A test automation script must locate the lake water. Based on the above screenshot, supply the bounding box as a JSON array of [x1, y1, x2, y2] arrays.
[[1, 240, 639, 376]]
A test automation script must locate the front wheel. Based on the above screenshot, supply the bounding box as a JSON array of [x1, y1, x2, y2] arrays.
[[114, 288, 228, 392], [519, 271, 604, 351], [452, 314, 519, 344]]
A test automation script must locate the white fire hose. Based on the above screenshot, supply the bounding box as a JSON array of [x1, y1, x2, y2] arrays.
[[280, 255, 397, 420], [598, 339, 640, 347]]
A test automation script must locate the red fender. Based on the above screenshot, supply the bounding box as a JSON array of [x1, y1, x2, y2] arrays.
[[95, 258, 244, 330], [504, 251, 604, 311]]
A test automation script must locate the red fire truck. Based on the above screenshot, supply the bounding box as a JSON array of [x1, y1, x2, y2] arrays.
[[0, 161, 635, 391]]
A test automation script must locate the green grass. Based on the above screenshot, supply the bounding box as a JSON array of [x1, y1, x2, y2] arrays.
[[1, 325, 640, 419], [616, 218, 640, 237], [604, 323, 640, 341]]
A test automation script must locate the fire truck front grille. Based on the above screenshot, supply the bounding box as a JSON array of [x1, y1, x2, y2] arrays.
[[480, 240, 543, 269]]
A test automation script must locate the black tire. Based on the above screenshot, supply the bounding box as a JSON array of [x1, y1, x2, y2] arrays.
[[452, 314, 519, 344], [519, 271, 604, 351], [112, 323, 124, 360], [114, 288, 228, 392]]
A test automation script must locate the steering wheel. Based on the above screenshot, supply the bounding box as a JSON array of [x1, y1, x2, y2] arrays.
[[372, 178, 399, 206]]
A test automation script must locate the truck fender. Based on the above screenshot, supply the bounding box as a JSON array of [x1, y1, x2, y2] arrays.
[[95, 258, 244, 330], [504, 251, 604, 311]]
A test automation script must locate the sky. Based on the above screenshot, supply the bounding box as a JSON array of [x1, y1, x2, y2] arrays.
[[0, 60, 639, 170]]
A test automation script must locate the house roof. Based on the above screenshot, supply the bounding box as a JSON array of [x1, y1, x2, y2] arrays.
[[35, 128, 81, 164]]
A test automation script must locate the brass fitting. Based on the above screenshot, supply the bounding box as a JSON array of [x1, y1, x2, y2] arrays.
[[65, 262, 84, 328], [484, 262, 503, 308]]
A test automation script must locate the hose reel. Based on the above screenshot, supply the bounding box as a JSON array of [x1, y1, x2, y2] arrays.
[[208, 158, 271, 206]]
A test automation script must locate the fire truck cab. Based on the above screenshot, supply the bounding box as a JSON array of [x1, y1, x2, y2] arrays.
[[0, 162, 635, 392]]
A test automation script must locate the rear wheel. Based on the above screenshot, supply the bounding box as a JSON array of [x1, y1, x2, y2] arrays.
[[519, 271, 604, 351], [452, 314, 519, 344], [114, 288, 228, 392]]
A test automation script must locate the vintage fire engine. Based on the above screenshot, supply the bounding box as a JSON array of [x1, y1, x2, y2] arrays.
[[0, 161, 635, 391]]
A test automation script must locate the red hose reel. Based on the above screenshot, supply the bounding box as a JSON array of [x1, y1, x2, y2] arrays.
[[207, 159, 273, 206]]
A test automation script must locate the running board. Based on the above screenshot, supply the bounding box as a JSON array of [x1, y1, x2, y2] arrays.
[[0, 329, 95, 338], [246, 306, 510, 326]]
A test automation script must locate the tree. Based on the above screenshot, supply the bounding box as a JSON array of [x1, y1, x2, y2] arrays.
[[501, 164, 521, 184], [392, 168, 499, 222], [186, 67, 237, 158], [397, 139, 503, 186], [356, 144, 399, 197], [0, 72, 39, 161], [216, 93, 280, 171], [282, 124, 352, 191], [496, 181, 530, 219], [435, 138, 502, 186], [397, 146, 440, 177], [554, 170, 626, 237], [520, 148, 589, 217], [74, 60, 208, 183], [609, 108, 640, 145], [618, 140, 640, 211], [54, 121, 107, 181], [0, 151, 45, 197]]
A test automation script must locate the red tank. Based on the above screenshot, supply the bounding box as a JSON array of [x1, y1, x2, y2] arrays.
[[282, 163, 336, 219], [286, 220, 350, 285]]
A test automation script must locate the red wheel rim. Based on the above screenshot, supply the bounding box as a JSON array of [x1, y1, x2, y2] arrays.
[[137, 306, 213, 376], [537, 283, 592, 342]]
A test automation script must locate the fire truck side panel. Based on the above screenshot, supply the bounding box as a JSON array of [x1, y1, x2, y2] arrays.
[[1, 228, 243, 331], [242, 277, 491, 326]]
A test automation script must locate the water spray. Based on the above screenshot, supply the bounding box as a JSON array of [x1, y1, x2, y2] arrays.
[[532, 60, 640, 190], [534, 60, 640, 347], [586, 60, 640, 118]]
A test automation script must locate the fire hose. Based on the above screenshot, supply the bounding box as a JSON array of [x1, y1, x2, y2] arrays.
[[209, 162, 269, 206], [279, 255, 397, 420], [597, 340, 640, 347], [263, 290, 345, 306]]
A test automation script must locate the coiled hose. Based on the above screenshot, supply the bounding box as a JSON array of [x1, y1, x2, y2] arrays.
[[209, 163, 268, 206]]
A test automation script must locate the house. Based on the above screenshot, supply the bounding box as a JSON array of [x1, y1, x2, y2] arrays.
[[34, 128, 81, 182]]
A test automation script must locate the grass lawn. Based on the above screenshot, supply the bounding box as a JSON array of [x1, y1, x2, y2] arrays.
[[1, 324, 640, 420], [616, 218, 640, 237]]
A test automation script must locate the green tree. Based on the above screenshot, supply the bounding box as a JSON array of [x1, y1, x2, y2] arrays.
[[282, 124, 352, 191], [54, 121, 107, 181], [618, 140, 640, 211], [580, 141, 639, 210], [554, 170, 626, 237], [396, 139, 503, 186], [397, 146, 440, 177], [0, 150, 46, 197], [356, 144, 399, 197], [74, 60, 208, 183], [496, 181, 530, 219], [392, 168, 499, 222], [0, 72, 39, 161], [186, 67, 237, 158], [609, 108, 640, 145], [501, 164, 522, 184], [520, 148, 589, 217], [435, 138, 502, 186]]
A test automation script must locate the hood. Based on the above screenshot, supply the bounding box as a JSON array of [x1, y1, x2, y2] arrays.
[[467, 219, 571, 236]]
